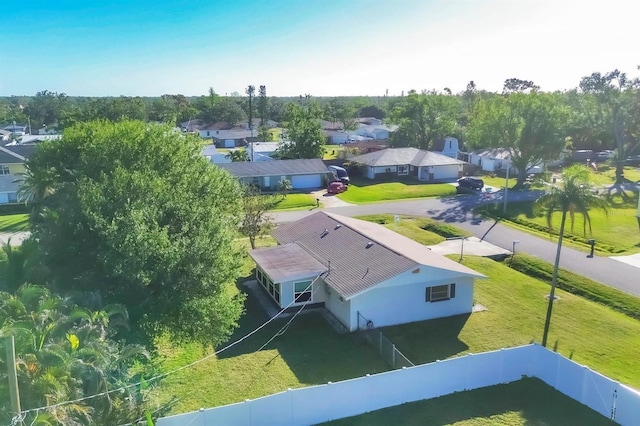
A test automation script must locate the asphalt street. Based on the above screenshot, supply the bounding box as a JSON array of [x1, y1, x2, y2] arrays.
[[272, 190, 640, 298]]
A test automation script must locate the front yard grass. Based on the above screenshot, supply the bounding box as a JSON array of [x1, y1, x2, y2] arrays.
[[322, 378, 614, 425], [269, 193, 317, 210], [0, 213, 29, 233], [476, 193, 640, 254], [338, 177, 456, 203]]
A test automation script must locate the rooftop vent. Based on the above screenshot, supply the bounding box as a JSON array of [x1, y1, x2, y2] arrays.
[[366, 242, 374, 249], [320, 228, 329, 238], [334, 224, 342, 230]]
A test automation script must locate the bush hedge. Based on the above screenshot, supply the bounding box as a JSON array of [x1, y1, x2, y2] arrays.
[[504, 253, 640, 321], [0, 203, 28, 215], [420, 222, 472, 239]]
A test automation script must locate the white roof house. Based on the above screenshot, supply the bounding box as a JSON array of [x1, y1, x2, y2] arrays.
[[201, 144, 231, 164]]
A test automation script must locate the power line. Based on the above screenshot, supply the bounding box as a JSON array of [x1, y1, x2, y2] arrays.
[[12, 276, 324, 424]]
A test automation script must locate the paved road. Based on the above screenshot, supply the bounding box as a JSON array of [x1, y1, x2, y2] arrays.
[[272, 191, 640, 298]]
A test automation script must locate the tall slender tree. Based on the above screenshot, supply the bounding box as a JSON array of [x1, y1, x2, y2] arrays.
[[536, 165, 608, 347]]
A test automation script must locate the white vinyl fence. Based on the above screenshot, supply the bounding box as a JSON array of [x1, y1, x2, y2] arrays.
[[157, 344, 640, 426]]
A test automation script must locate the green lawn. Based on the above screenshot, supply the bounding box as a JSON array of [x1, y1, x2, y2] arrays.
[[356, 214, 470, 245], [477, 194, 640, 254], [322, 378, 613, 426], [588, 164, 640, 186], [338, 177, 456, 203], [384, 255, 640, 388], [0, 214, 29, 233], [269, 193, 317, 210]]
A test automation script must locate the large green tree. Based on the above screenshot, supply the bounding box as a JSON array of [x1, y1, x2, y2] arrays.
[[279, 97, 325, 159], [24, 120, 245, 346], [467, 92, 569, 187], [535, 165, 608, 347], [577, 70, 640, 184], [388, 90, 460, 150]]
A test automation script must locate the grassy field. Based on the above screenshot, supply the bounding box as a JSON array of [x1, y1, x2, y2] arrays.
[[322, 378, 614, 425], [477, 193, 640, 254], [269, 193, 318, 210], [338, 177, 456, 203], [356, 214, 471, 245], [588, 164, 640, 186], [0, 213, 29, 233]]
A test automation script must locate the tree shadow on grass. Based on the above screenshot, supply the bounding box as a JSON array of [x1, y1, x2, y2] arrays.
[[217, 278, 390, 385]]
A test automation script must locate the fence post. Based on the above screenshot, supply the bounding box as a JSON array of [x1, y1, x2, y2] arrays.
[[392, 344, 396, 369]]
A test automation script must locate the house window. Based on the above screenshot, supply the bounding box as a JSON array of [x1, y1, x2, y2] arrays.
[[273, 283, 280, 304], [398, 165, 408, 175], [256, 269, 264, 285], [425, 283, 456, 302], [7, 192, 17, 203], [294, 280, 312, 303], [0, 166, 9, 175]]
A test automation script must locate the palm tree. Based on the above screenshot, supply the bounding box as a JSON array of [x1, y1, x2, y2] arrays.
[[276, 178, 292, 198], [536, 165, 609, 347], [225, 149, 249, 162]]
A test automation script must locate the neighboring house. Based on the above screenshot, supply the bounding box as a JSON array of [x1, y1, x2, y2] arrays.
[[466, 148, 544, 175], [180, 119, 205, 132], [324, 130, 350, 145], [349, 147, 467, 181], [16, 134, 61, 144], [0, 130, 11, 141], [217, 159, 332, 190], [356, 117, 383, 126], [201, 144, 231, 164], [246, 142, 279, 162], [0, 145, 36, 203], [250, 212, 485, 331], [432, 136, 460, 159], [211, 129, 257, 148], [352, 124, 396, 141]]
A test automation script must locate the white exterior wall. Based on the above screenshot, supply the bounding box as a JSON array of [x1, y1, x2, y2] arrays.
[[0, 193, 9, 204], [440, 137, 459, 158], [345, 268, 475, 332], [324, 286, 352, 328], [372, 129, 389, 140]]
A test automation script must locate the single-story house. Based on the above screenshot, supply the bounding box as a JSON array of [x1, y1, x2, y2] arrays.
[[466, 148, 545, 175], [352, 124, 397, 141], [201, 144, 231, 164], [217, 159, 332, 190], [0, 145, 36, 203], [349, 147, 467, 181], [246, 142, 279, 162], [250, 212, 485, 331]]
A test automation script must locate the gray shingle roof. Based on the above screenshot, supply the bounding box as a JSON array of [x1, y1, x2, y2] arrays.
[[349, 148, 466, 167], [217, 159, 331, 178], [0, 145, 35, 164], [271, 211, 484, 299], [249, 243, 328, 283]]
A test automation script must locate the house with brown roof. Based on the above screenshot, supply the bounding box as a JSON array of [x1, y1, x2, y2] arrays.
[[249, 212, 484, 331], [349, 147, 467, 181]]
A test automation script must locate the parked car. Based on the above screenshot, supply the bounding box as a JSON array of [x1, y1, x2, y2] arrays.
[[327, 181, 348, 194], [625, 155, 640, 166], [328, 165, 350, 184], [457, 177, 484, 190]]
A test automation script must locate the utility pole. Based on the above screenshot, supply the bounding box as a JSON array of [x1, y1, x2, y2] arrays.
[[502, 166, 510, 214], [246, 85, 255, 139], [6, 335, 23, 425]]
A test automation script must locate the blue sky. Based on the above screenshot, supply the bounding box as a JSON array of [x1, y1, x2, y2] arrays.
[[3, 0, 638, 97]]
